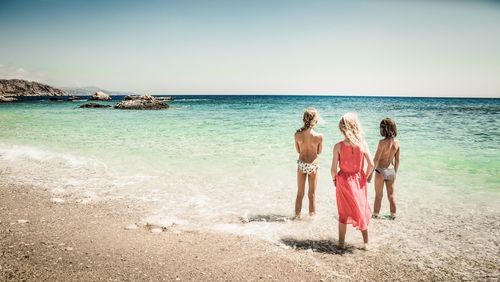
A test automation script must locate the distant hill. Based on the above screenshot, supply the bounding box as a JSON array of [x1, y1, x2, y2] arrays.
[[0, 79, 66, 96], [62, 86, 138, 96]]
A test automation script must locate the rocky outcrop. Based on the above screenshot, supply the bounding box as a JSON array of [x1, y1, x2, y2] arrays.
[[79, 102, 112, 108], [115, 95, 169, 110], [90, 91, 112, 101], [0, 79, 66, 96], [67, 96, 84, 101], [124, 94, 154, 101], [0, 96, 18, 102]]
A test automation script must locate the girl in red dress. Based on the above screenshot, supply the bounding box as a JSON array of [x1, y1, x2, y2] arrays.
[[331, 113, 374, 250]]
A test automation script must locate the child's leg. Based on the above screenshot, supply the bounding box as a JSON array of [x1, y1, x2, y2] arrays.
[[338, 222, 347, 248], [385, 179, 396, 217], [361, 229, 369, 244], [307, 171, 317, 216], [361, 229, 369, 250], [373, 173, 384, 217], [295, 170, 307, 218]]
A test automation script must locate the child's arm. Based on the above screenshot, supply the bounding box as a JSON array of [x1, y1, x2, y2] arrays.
[[294, 133, 300, 154], [372, 140, 382, 169], [367, 141, 381, 182], [364, 142, 375, 183], [310, 135, 323, 165], [331, 143, 340, 187], [317, 135, 323, 155], [394, 142, 400, 173]]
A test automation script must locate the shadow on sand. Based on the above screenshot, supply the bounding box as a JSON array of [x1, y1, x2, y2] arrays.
[[241, 214, 294, 223], [373, 214, 396, 221], [280, 238, 354, 255]]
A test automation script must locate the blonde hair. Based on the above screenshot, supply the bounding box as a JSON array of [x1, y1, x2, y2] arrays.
[[297, 108, 319, 133], [339, 112, 365, 150]]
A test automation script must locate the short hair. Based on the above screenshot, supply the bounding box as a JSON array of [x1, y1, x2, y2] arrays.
[[380, 118, 397, 138]]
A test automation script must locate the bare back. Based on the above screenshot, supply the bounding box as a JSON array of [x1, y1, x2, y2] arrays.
[[374, 138, 400, 169], [295, 129, 323, 163]]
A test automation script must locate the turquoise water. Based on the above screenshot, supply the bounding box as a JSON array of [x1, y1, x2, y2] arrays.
[[0, 96, 499, 238]]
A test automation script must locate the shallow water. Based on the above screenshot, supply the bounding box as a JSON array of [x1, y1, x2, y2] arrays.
[[0, 95, 499, 241]]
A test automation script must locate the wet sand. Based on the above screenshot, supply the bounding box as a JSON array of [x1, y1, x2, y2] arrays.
[[1, 180, 498, 281]]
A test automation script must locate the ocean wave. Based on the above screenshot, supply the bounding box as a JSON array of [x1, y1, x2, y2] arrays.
[[0, 144, 101, 168], [173, 98, 210, 102]]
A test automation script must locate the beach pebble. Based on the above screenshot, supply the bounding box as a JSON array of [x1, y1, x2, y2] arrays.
[[51, 198, 65, 203], [65, 247, 74, 251], [150, 228, 162, 234], [125, 224, 139, 230], [17, 219, 29, 224]]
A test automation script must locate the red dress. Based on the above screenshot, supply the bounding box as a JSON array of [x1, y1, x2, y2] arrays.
[[335, 142, 371, 231]]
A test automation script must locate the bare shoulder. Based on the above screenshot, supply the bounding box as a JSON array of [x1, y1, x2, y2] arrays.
[[333, 141, 342, 151], [394, 138, 400, 149], [314, 132, 323, 141], [294, 131, 302, 140]]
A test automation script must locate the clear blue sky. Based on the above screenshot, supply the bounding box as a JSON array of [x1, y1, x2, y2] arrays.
[[0, 0, 499, 97]]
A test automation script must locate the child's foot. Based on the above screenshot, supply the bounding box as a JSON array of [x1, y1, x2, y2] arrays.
[[371, 213, 379, 219], [338, 241, 345, 250], [294, 214, 302, 220], [390, 213, 396, 220], [309, 212, 316, 217], [362, 243, 370, 251]]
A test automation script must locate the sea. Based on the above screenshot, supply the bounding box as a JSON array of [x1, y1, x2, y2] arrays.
[[1, 95, 499, 241]]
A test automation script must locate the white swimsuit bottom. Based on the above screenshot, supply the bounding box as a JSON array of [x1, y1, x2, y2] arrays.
[[297, 160, 319, 175], [375, 167, 396, 180]]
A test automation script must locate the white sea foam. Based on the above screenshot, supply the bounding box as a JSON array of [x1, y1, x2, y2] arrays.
[[0, 142, 497, 248], [173, 98, 210, 102]]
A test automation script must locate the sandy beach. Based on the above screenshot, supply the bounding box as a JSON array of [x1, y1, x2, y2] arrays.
[[1, 175, 498, 281]]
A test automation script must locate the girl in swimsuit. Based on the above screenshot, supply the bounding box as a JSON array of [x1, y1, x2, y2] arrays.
[[294, 108, 323, 219], [368, 118, 400, 220], [331, 113, 374, 250]]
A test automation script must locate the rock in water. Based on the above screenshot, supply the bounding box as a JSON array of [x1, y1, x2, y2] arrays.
[[90, 91, 112, 101], [67, 96, 83, 101], [0, 96, 17, 102], [79, 102, 112, 108], [115, 95, 169, 110], [124, 94, 154, 101]]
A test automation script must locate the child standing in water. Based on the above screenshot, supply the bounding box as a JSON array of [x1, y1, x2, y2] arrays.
[[331, 113, 374, 250], [294, 108, 323, 220], [370, 118, 400, 220]]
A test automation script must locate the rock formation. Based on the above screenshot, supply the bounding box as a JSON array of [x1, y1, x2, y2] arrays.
[[124, 94, 155, 101], [79, 102, 112, 108], [90, 91, 112, 101], [115, 95, 169, 110], [0, 79, 66, 96]]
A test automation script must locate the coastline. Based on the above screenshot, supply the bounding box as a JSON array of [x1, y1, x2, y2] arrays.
[[1, 177, 498, 281]]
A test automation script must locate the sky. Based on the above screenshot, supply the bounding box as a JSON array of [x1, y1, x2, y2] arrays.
[[0, 0, 499, 97]]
